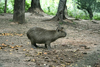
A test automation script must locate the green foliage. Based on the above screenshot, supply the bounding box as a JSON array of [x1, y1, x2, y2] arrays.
[[67, 9, 90, 20], [43, 7, 57, 15], [0, 2, 5, 13], [76, 0, 96, 10], [0, 0, 31, 13], [6, 8, 13, 13], [0, 0, 14, 13], [76, 0, 96, 19], [93, 13, 100, 20], [7, 0, 14, 13], [67, 0, 100, 20], [11, 0, 14, 7], [95, 2, 100, 12], [25, 0, 31, 12], [40, 0, 59, 15], [67, 10, 73, 17], [94, 16, 100, 20]]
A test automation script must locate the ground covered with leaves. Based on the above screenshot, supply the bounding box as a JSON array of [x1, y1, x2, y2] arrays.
[[0, 13, 100, 67]]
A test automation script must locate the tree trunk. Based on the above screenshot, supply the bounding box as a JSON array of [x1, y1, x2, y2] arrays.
[[87, 8, 93, 20], [4, 0, 7, 13], [13, 0, 25, 24], [52, 0, 67, 22], [28, 0, 42, 12]]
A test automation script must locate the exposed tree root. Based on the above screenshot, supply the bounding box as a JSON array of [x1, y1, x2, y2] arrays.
[[27, 8, 45, 17]]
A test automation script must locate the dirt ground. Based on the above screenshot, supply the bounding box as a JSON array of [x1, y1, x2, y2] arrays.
[[0, 13, 100, 67]]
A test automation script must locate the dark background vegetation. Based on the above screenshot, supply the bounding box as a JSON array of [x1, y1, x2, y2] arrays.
[[0, 0, 100, 20]]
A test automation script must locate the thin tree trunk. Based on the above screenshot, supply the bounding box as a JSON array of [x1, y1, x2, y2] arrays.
[[13, 0, 25, 24], [4, 0, 7, 13], [52, 0, 67, 22]]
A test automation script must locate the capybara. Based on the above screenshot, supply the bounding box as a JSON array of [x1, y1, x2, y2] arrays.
[[27, 26, 66, 49]]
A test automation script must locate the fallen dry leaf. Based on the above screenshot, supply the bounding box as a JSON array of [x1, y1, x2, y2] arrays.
[[15, 45, 19, 47], [11, 46, 14, 49], [19, 34, 23, 36], [8, 45, 12, 48], [0, 47, 2, 49], [6, 40, 8, 41], [61, 64, 66, 67], [31, 59, 35, 62], [20, 45, 23, 47], [2, 43, 5, 46], [10, 53, 12, 54], [23, 49, 26, 51], [44, 52, 47, 55], [10, 49, 12, 51], [66, 63, 70, 65], [31, 48, 34, 50], [37, 52, 42, 55]]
